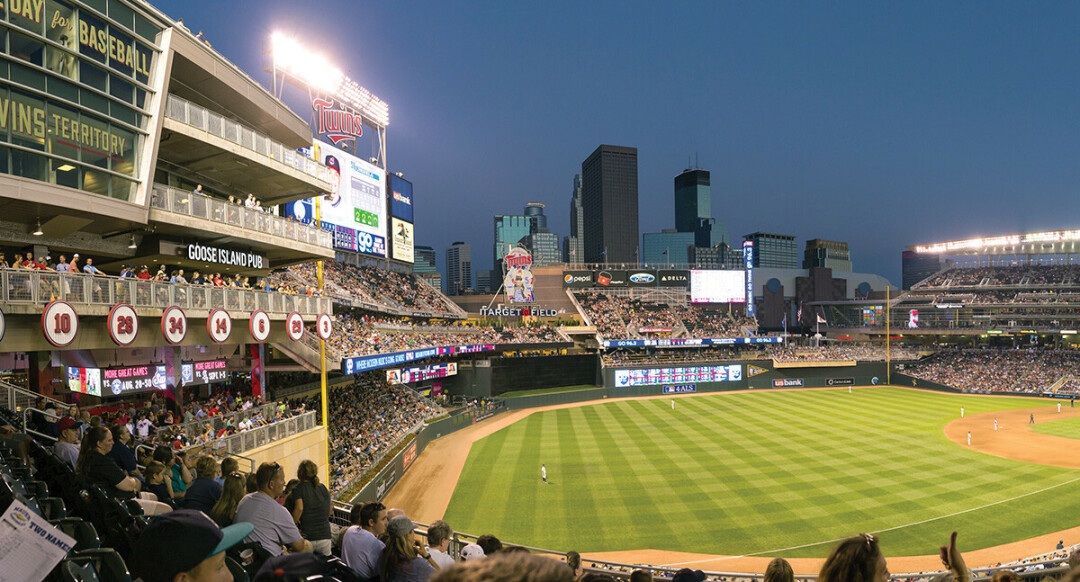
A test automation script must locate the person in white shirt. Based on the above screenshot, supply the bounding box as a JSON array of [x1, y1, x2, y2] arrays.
[[341, 501, 387, 578], [136, 414, 154, 439], [238, 417, 253, 431], [425, 520, 456, 570]]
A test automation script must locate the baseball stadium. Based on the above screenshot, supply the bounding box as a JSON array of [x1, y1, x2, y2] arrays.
[[0, 0, 1078, 581]]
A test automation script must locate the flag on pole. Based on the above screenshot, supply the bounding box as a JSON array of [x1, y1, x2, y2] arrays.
[[781, 314, 787, 328], [816, 313, 827, 324], [797, 308, 802, 322]]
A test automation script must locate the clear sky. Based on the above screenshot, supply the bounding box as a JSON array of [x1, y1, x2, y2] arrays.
[[158, 1, 1080, 286]]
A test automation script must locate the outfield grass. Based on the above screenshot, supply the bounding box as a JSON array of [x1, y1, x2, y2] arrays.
[[443, 387, 1078, 558]]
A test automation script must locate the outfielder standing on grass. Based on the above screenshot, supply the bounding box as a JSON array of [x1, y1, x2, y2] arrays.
[[541, 464, 547, 484]]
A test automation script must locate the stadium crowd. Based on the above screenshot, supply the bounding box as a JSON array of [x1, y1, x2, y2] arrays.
[[575, 290, 756, 340], [906, 348, 1080, 393], [320, 309, 563, 360], [287, 261, 458, 316], [918, 265, 1080, 288], [317, 375, 446, 492]]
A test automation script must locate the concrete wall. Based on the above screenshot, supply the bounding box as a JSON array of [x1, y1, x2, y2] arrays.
[[243, 425, 329, 486]]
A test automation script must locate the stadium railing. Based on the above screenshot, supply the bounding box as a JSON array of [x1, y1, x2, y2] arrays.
[[151, 184, 333, 248], [163, 93, 332, 185], [0, 268, 333, 317], [0, 379, 66, 416]]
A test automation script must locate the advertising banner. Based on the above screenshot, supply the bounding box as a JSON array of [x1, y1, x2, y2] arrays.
[[614, 364, 742, 387], [343, 345, 496, 374], [180, 360, 229, 387], [387, 363, 458, 384], [562, 270, 594, 288], [743, 241, 755, 317], [627, 270, 657, 287], [102, 365, 169, 396], [773, 378, 804, 388], [594, 270, 627, 287], [283, 141, 387, 257], [601, 336, 783, 348], [657, 270, 690, 287], [391, 218, 414, 263], [389, 174, 414, 223]]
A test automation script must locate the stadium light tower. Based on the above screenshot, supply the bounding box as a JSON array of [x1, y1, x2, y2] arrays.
[[270, 32, 390, 168]]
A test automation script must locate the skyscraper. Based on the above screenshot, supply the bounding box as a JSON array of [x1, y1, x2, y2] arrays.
[[803, 239, 852, 271], [582, 145, 638, 264], [493, 215, 532, 270], [674, 169, 710, 233], [524, 231, 560, 266], [523, 202, 547, 233], [567, 174, 585, 263], [744, 232, 799, 268], [446, 242, 472, 296]]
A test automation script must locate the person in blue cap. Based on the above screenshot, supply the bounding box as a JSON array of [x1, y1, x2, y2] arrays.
[[132, 509, 253, 582]]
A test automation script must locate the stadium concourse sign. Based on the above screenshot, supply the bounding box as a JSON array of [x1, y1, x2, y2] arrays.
[[562, 269, 689, 288], [601, 336, 782, 348], [186, 243, 266, 269], [342, 345, 496, 375]]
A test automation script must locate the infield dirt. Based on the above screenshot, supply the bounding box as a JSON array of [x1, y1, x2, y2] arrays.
[[383, 387, 1078, 574]]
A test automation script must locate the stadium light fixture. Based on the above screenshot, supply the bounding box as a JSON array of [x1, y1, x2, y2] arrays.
[[128, 234, 138, 249], [271, 32, 390, 128], [32, 219, 43, 236]]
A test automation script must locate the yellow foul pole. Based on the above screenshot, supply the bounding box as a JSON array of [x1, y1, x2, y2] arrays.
[[886, 286, 891, 385], [316, 191, 330, 474]]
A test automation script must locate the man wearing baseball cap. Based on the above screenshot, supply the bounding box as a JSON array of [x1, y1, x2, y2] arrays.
[[53, 416, 80, 470], [132, 509, 253, 582]]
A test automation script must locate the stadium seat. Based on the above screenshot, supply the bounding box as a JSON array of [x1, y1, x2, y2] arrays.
[[51, 517, 101, 552], [54, 548, 131, 582], [225, 555, 250, 582]]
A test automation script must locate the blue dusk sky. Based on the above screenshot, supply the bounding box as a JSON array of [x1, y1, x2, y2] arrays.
[[158, 1, 1080, 285]]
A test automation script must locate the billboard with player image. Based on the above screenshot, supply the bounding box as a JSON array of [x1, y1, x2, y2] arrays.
[[391, 218, 414, 263], [503, 245, 535, 303], [283, 141, 387, 257]]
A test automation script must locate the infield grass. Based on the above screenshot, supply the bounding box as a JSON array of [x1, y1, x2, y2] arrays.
[[1033, 414, 1080, 439], [443, 387, 1080, 557]]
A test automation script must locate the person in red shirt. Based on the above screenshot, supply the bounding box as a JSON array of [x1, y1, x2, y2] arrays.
[[68, 254, 79, 272], [137, 266, 152, 280]]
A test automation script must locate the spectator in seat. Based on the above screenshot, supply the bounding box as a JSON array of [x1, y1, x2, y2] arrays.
[[215, 457, 239, 486], [53, 416, 80, 470], [76, 426, 141, 498], [182, 455, 223, 513], [565, 551, 582, 579], [289, 459, 332, 555], [154, 445, 192, 499], [430, 553, 572, 582], [378, 514, 438, 581], [765, 558, 794, 582], [144, 461, 174, 505], [629, 570, 653, 582], [476, 534, 502, 557], [106, 423, 141, 478], [425, 520, 456, 570], [234, 461, 312, 557], [209, 472, 246, 528], [342, 501, 388, 578], [132, 508, 253, 582]]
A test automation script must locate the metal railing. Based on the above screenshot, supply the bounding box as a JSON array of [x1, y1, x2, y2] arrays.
[[164, 94, 332, 184], [208, 411, 318, 456], [0, 380, 66, 417], [151, 184, 332, 248], [0, 268, 332, 316], [145, 403, 284, 444]]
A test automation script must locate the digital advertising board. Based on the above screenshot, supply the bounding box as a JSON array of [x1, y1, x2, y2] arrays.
[[68, 365, 169, 397], [180, 360, 229, 387], [387, 363, 458, 384], [391, 218, 414, 264], [562, 271, 595, 287], [657, 270, 690, 287], [690, 270, 747, 304], [283, 141, 387, 257], [389, 174, 414, 223], [601, 336, 782, 348], [343, 345, 496, 374], [614, 364, 743, 387]]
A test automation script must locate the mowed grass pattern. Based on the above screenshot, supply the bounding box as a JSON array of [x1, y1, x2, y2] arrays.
[[1033, 414, 1080, 439], [442, 387, 1080, 557]]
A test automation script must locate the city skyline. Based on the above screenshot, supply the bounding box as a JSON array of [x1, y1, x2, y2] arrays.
[[159, 0, 1080, 286]]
